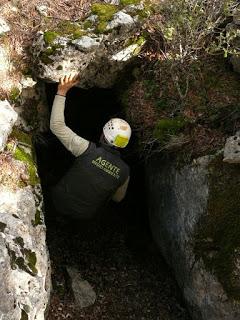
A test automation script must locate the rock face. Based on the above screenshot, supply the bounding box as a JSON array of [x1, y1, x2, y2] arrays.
[[0, 100, 18, 151], [31, 1, 148, 88], [0, 127, 51, 320], [146, 154, 240, 320]]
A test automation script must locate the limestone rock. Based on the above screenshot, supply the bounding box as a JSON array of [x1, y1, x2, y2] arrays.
[[223, 131, 240, 163], [67, 267, 96, 308], [0, 128, 51, 320], [146, 154, 240, 320], [31, 2, 148, 88], [72, 35, 103, 52], [36, 4, 48, 17], [0, 17, 10, 35], [0, 100, 18, 151], [106, 11, 135, 31]]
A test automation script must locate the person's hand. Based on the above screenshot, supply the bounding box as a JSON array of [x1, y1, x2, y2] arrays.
[[57, 73, 80, 96]]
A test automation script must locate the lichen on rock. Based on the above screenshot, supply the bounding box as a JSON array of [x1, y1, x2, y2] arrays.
[[31, 1, 148, 88], [194, 154, 240, 300]]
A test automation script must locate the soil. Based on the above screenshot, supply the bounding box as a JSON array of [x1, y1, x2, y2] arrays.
[[45, 205, 190, 320]]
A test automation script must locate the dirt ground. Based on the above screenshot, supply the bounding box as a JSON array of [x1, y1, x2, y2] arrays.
[[45, 203, 190, 320]]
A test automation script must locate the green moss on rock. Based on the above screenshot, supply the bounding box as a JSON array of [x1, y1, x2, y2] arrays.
[[23, 249, 38, 275], [10, 128, 32, 146], [153, 117, 187, 143], [43, 31, 59, 45], [91, 3, 118, 33], [56, 20, 86, 39], [194, 154, 240, 300], [120, 0, 141, 5], [7, 244, 38, 276], [39, 44, 64, 65], [14, 146, 39, 186], [84, 20, 94, 30], [9, 87, 20, 102], [32, 209, 43, 227]]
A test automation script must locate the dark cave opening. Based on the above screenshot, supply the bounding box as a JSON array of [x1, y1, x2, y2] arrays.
[[34, 83, 190, 319], [38, 82, 152, 252]]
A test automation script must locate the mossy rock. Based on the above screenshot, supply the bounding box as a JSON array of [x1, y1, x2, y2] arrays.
[[39, 43, 64, 64], [55, 20, 86, 39], [7, 246, 38, 276], [14, 146, 39, 186], [194, 154, 240, 300], [120, 0, 141, 5], [153, 117, 187, 143], [32, 209, 43, 227], [91, 3, 118, 33], [43, 31, 59, 45], [9, 87, 21, 102], [10, 129, 40, 186]]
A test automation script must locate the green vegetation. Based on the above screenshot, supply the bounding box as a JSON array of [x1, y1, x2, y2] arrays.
[[7, 245, 38, 276], [91, 3, 118, 33], [43, 31, 58, 45], [42, 21, 86, 64], [24, 249, 38, 275], [120, 0, 141, 5], [10, 128, 32, 146], [14, 146, 39, 186], [32, 209, 43, 227], [194, 155, 240, 300], [9, 87, 20, 102], [39, 44, 63, 65], [153, 117, 187, 143], [83, 20, 94, 30], [55, 20, 86, 39]]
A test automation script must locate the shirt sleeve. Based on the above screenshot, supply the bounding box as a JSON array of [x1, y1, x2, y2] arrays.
[[50, 95, 90, 157], [112, 176, 130, 203]]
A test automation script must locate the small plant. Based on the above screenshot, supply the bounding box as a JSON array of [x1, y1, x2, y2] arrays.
[[146, 0, 236, 100], [153, 117, 187, 143]]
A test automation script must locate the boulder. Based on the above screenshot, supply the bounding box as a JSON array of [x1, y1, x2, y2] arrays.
[[146, 153, 240, 320], [67, 267, 96, 308], [31, 1, 148, 88]]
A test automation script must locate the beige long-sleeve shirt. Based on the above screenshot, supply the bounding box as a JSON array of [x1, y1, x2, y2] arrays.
[[50, 94, 129, 202]]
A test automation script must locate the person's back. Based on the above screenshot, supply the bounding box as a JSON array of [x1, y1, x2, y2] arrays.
[[50, 74, 131, 220]]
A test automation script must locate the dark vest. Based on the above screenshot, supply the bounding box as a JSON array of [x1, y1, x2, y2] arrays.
[[52, 143, 129, 220]]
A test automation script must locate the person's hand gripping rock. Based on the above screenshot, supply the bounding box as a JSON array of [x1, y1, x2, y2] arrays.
[[57, 73, 79, 96]]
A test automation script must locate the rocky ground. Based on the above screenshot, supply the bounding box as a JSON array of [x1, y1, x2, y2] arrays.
[[45, 202, 190, 320]]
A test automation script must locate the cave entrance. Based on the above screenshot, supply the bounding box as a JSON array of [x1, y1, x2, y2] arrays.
[[35, 83, 190, 319], [40, 82, 151, 241]]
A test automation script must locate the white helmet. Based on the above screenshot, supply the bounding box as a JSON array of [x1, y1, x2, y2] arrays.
[[103, 118, 131, 148]]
